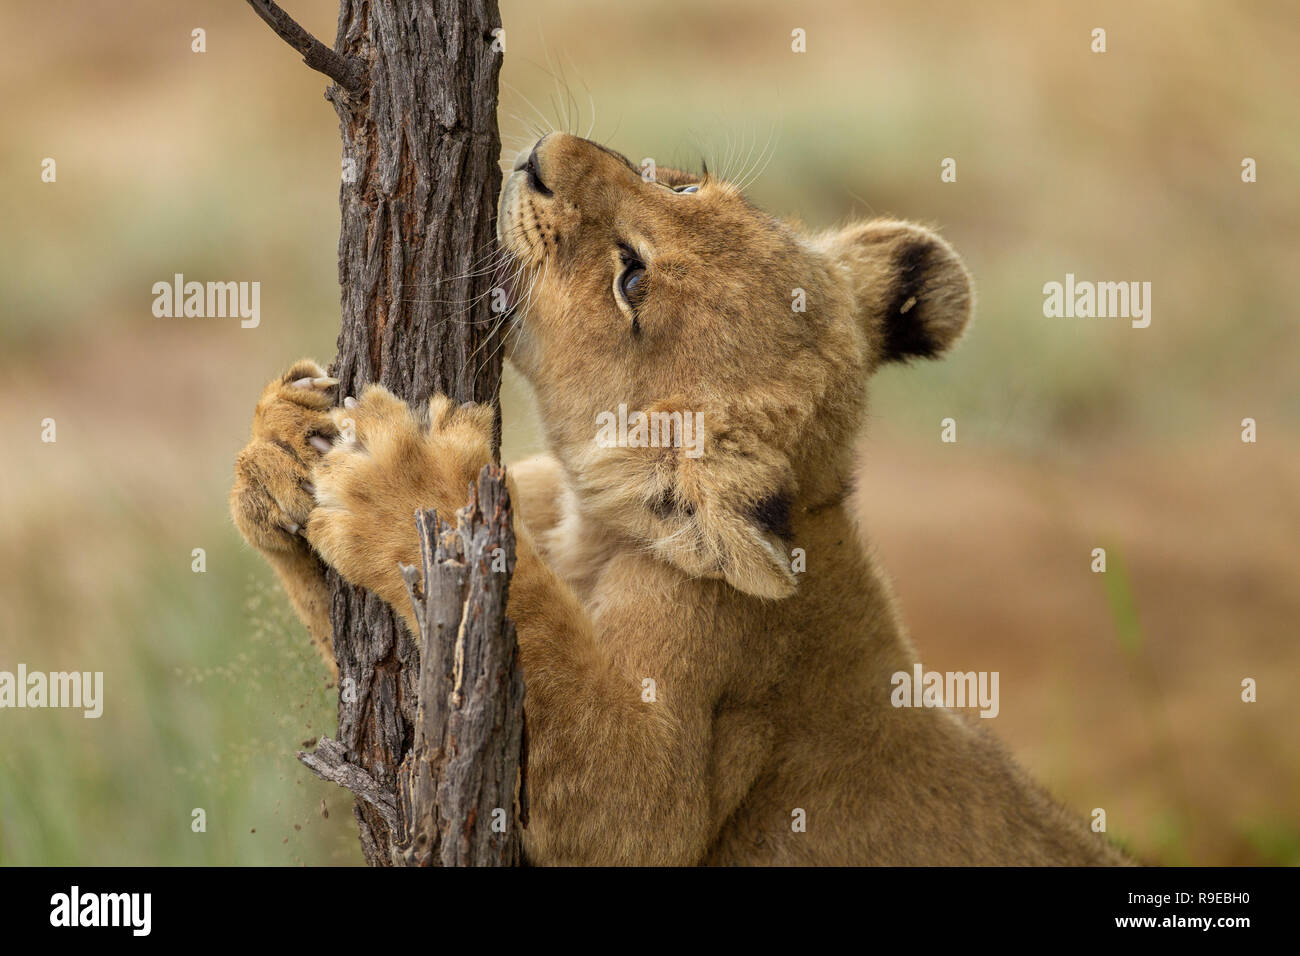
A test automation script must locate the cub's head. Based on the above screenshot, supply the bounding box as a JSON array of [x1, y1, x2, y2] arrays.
[[497, 133, 972, 599]]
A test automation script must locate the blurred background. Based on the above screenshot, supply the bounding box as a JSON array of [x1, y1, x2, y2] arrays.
[[1, 0, 1297, 865]]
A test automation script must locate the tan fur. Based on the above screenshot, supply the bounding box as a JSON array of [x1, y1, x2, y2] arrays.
[[231, 134, 1128, 865], [230, 360, 338, 678]]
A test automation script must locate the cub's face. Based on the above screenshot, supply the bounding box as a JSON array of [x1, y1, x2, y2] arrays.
[[496, 133, 972, 599]]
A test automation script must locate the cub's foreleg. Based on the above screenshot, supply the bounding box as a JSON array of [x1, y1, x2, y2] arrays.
[[306, 386, 723, 865], [230, 360, 340, 675]]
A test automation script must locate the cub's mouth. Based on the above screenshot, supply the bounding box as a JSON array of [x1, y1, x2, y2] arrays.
[[493, 136, 556, 321], [496, 136, 555, 263]]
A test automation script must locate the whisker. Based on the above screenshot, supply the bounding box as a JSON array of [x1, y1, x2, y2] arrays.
[[501, 79, 558, 138], [475, 252, 543, 382], [736, 121, 781, 192]]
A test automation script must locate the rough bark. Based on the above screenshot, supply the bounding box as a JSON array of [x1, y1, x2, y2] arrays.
[[247, 0, 512, 866], [393, 467, 525, 866]]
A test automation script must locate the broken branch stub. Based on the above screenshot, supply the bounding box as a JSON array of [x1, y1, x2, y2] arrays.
[[393, 463, 525, 866]]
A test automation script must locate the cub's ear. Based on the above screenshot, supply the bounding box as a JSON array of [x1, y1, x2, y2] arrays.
[[827, 218, 973, 368]]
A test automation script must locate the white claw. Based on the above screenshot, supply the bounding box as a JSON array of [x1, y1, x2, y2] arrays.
[[344, 396, 358, 409], [291, 377, 313, 389], [313, 376, 340, 388], [285, 522, 300, 535], [310, 436, 333, 453]]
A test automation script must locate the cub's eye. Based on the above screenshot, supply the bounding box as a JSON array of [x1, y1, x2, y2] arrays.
[[676, 184, 700, 194], [619, 260, 647, 305], [615, 243, 648, 319]]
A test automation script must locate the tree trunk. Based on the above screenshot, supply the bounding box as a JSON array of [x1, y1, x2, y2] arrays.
[[246, 0, 515, 866], [327, 0, 508, 867]]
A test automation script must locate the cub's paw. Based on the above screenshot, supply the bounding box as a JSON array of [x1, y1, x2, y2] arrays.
[[305, 386, 494, 600], [230, 360, 339, 555]]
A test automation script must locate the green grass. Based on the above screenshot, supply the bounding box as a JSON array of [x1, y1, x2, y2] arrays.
[[0, 533, 361, 865]]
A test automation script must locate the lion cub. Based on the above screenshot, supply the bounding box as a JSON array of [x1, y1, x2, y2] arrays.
[[231, 133, 1127, 865]]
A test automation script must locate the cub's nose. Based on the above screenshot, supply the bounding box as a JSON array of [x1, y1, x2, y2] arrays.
[[513, 135, 553, 195]]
